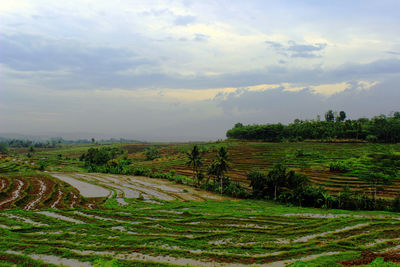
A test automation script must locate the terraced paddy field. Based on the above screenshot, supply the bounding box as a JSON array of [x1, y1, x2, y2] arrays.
[[125, 141, 400, 198], [1, 170, 400, 266], [7, 140, 400, 199], [0, 173, 96, 211], [2, 197, 400, 266]]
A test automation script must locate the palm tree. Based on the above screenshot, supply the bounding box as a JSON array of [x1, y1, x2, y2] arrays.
[[208, 147, 231, 193], [186, 145, 203, 186]]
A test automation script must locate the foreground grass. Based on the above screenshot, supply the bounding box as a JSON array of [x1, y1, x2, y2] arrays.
[[1, 198, 400, 266]]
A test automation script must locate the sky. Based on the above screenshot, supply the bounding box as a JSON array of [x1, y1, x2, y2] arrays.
[[1, 0, 400, 141]]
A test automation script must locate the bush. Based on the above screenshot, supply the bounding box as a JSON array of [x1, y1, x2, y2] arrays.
[[144, 146, 160, 160], [247, 170, 267, 198], [133, 167, 153, 177], [366, 135, 378, 142], [38, 161, 47, 171], [392, 196, 400, 212], [0, 142, 9, 154], [329, 161, 350, 172], [223, 180, 248, 198]]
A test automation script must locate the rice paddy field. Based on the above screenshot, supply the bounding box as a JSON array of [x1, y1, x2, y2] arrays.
[[125, 141, 400, 198], [2, 192, 400, 266], [1, 141, 400, 266]]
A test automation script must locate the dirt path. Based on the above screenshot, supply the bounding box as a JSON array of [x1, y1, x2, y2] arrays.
[[24, 179, 46, 211], [0, 179, 24, 208]]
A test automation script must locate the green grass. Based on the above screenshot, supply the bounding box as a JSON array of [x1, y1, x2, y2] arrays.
[[1, 199, 400, 266]]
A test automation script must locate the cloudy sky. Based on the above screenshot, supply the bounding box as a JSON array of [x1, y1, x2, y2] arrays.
[[1, 0, 400, 141]]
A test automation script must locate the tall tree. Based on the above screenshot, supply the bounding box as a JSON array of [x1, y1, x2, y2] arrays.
[[207, 147, 231, 193], [338, 111, 346, 122], [0, 142, 9, 154], [325, 110, 335, 122], [186, 145, 204, 186]]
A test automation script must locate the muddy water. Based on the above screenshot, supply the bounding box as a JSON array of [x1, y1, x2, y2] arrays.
[[116, 198, 128, 205], [37, 211, 85, 224], [51, 174, 110, 198], [6, 250, 93, 267], [292, 223, 370, 243], [71, 248, 338, 267], [51, 172, 232, 202], [2, 214, 47, 227], [74, 211, 141, 225]]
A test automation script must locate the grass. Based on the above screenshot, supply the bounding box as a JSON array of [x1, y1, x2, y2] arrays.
[[0, 199, 400, 266]]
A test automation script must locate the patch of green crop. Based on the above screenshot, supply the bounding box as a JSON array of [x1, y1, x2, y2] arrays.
[[1, 199, 400, 265]]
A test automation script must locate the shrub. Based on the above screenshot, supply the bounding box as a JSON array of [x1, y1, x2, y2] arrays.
[[366, 135, 378, 142], [329, 161, 349, 172], [144, 146, 160, 160], [133, 167, 153, 177], [392, 196, 400, 212], [247, 170, 267, 198], [38, 161, 47, 171]]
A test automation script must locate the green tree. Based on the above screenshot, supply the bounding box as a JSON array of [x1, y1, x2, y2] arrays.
[[266, 163, 288, 199], [325, 110, 335, 122], [338, 111, 346, 122], [362, 173, 392, 203], [144, 146, 160, 161], [234, 122, 244, 128], [207, 147, 231, 193], [186, 145, 204, 186], [247, 170, 267, 198], [0, 142, 9, 154]]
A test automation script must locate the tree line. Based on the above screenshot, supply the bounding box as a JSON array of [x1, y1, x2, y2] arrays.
[[226, 111, 400, 143], [248, 164, 400, 212]]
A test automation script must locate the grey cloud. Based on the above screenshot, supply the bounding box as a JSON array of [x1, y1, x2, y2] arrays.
[[287, 41, 326, 52], [174, 15, 196, 26], [331, 58, 400, 78], [193, 33, 209, 42], [1, 33, 156, 89], [1, 34, 150, 72], [387, 51, 400, 55], [264, 41, 283, 49], [2, 33, 400, 91], [141, 8, 173, 16], [9, 57, 400, 91], [265, 40, 327, 58], [216, 75, 400, 124]]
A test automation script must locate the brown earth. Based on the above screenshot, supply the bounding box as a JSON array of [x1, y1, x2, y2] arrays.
[[340, 250, 400, 266]]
